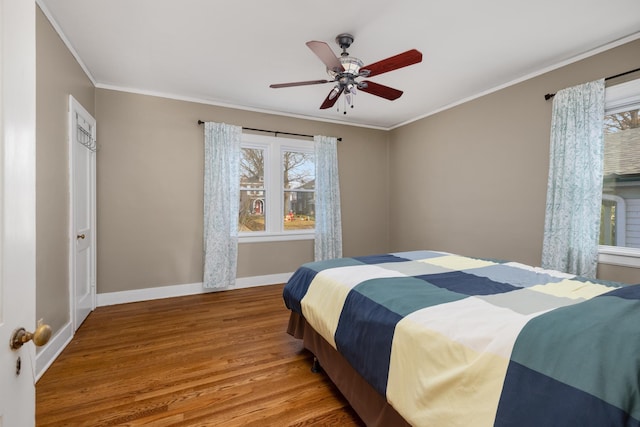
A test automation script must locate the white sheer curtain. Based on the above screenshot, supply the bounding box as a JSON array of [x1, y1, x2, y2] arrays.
[[314, 135, 343, 261], [203, 122, 242, 288], [541, 79, 605, 278]]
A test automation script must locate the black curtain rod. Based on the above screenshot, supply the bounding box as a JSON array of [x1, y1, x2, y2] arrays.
[[197, 120, 342, 141], [544, 67, 640, 100]]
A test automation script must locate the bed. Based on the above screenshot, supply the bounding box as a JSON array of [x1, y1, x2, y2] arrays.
[[283, 250, 640, 427]]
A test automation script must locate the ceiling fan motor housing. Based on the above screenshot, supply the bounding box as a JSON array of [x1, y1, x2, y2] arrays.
[[327, 57, 364, 78]]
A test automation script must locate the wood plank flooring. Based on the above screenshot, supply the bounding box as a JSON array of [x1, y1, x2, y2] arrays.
[[36, 284, 364, 426]]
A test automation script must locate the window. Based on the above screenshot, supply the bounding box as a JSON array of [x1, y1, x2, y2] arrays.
[[598, 77, 640, 267], [238, 133, 315, 242]]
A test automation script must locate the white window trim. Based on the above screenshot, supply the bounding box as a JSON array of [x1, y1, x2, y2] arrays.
[[238, 133, 315, 243], [598, 77, 640, 267], [598, 246, 640, 268], [605, 78, 640, 115], [239, 232, 315, 244]]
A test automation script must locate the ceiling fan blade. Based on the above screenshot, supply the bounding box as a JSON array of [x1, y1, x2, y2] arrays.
[[270, 79, 330, 88], [362, 49, 422, 77], [320, 87, 344, 109], [360, 81, 403, 100], [306, 41, 344, 72]]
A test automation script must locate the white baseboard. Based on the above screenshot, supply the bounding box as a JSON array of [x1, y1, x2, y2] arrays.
[[35, 320, 73, 382], [96, 272, 293, 307]]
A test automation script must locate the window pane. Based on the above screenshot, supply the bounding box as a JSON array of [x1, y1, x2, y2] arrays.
[[602, 108, 640, 248], [282, 150, 315, 231], [239, 190, 266, 231], [284, 191, 315, 230], [240, 148, 264, 184], [283, 151, 314, 190], [240, 148, 265, 232], [599, 200, 617, 246]]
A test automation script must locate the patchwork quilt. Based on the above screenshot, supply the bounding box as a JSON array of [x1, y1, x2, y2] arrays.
[[283, 250, 640, 427]]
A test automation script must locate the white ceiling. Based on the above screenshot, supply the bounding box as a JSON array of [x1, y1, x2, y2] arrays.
[[38, 0, 640, 130]]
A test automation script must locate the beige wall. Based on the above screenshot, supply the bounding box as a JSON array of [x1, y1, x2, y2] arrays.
[[94, 89, 390, 293], [389, 38, 640, 284], [36, 7, 95, 333]]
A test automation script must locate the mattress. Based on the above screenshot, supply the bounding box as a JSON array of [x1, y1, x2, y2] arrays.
[[283, 250, 640, 426]]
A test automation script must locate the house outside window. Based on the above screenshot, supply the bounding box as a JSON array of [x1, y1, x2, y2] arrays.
[[599, 77, 640, 267], [239, 133, 315, 242]]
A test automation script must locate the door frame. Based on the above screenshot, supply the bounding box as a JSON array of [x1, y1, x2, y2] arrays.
[[68, 95, 96, 331]]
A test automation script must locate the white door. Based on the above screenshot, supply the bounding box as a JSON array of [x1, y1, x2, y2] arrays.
[[0, 0, 37, 425], [70, 96, 96, 331]]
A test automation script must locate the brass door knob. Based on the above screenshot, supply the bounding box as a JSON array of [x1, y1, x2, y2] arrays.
[[77, 233, 85, 239], [10, 320, 52, 350]]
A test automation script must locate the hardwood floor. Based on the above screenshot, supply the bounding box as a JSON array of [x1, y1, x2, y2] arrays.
[[36, 284, 364, 426]]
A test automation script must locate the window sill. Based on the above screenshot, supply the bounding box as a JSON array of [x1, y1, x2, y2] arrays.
[[238, 232, 314, 244], [598, 245, 640, 268]]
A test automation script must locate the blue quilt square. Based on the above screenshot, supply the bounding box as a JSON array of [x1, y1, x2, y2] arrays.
[[601, 284, 640, 300], [352, 253, 409, 264], [335, 290, 402, 396], [416, 271, 519, 295], [282, 266, 317, 314], [390, 250, 447, 261], [495, 362, 639, 427]]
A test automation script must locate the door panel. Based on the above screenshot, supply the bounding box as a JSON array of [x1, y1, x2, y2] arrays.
[[0, 0, 37, 425], [70, 96, 96, 331]]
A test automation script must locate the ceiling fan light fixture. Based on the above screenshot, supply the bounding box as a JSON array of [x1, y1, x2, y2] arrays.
[[328, 86, 341, 100]]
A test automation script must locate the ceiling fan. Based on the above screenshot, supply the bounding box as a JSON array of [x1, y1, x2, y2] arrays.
[[269, 33, 422, 112]]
